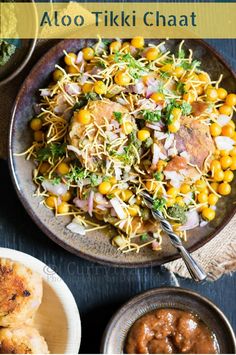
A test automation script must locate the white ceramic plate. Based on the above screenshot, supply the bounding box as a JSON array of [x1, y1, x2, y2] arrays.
[[0, 248, 81, 354]]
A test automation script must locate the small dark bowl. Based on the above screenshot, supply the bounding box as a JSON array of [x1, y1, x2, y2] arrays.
[[0, 39, 36, 86], [0, 0, 37, 86], [101, 287, 236, 354]]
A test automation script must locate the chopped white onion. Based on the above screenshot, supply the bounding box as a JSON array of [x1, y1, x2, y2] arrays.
[[180, 168, 201, 182], [128, 195, 136, 206], [179, 210, 200, 231], [164, 134, 174, 150], [160, 152, 167, 160], [152, 143, 160, 165], [67, 145, 82, 156], [65, 83, 81, 95], [124, 166, 131, 173], [168, 147, 178, 157], [117, 182, 129, 190], [183, 192, 193, 205], [73, 198, 88, 212], [133, 81, 145, 94], [116, 97, 127, 106], [54, 104, 68, 115], [88, 190, 94, 216], [215, 136, 235, 151], [77, 178, 91, 187], [154, 131, 168, 140], [180, 151, 190, 162], [110, 119, 120, 129], [42, 180, 68, 196], [93, 41, 106, 54], [146, 122, 162, 131], [117, 219, 127, 229], [94, 193, 108, 205], [200, 220, 208, 227], [67, 218, 86, 235], [89, 66, 101, 75], [105, 131, 118, 141], [115, 167, 122, 181], [138, 98, 156, 111], [75, 51, 83, 64], [78, 74, 89, 85], [110, 197, 127, 219], [105, 159, 112, 172], [164, 171, 184, 188], [217, 114, 231, 127], [146, 78, 162, 98], [96, 204, 108, 211], [129, 45, 137, 55], [158, 43, 167, 53], [39, 88, 51, 97], [80, 61, 85, 73]]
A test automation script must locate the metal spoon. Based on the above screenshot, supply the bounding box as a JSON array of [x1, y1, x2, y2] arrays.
[[140, 191, 207, 282]]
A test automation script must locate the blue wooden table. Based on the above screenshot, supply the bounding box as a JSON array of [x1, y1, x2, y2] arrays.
[[0, 37, 236, 353]]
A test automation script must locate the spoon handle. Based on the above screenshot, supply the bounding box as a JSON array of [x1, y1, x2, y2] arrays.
[[141, 191, 207, 282], [176, 244, 207, 282], [152, 210, 207, 282]]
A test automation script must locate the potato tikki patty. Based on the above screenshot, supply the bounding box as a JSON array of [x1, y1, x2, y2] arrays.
[[0, 326, 49, 354], [0, 258, 43, 327]]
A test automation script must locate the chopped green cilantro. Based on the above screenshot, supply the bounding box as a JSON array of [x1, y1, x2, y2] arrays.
[[36, 143, 66, 162], [142, 110, 161, 122], [85, 92, 98, 101], [114, 52, 147, 79], [163, 99, 192, 124], [160, 71, 170, 79], [176, 81, 187, 95], [130, 131, 142, 150], [51, 177, 61, 185], [153, 198, 166, 212], [73, 97, 88, 111], [90, 174, 100, 186], [82, 191, 89, 199], [113, 111, 122, 124], [73, 92, 98, 110], [182, 59, 201, 70], [178, 48, 185, 59], [102, 39, 111, 47], [144, 137, 153, 148], [164, 102, 176, 124], [140, 233, 148, 242], [181, 101, 192, 115], [98, 60, 106, 68], [153, 172, 163, 181], [65, 166, 87, 184], [111, 143, 137, 165]]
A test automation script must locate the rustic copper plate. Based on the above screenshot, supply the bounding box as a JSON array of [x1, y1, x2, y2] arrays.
[[8, 39, 236, 267], [101, 287, 236, 354]]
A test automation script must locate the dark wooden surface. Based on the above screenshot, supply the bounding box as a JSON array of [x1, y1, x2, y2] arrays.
[[0, 38, 236, 354]]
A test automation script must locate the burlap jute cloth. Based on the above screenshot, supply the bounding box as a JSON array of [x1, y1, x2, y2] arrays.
[[1, 40, 235, 280]]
